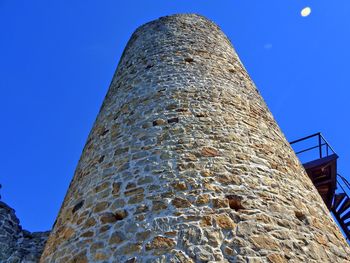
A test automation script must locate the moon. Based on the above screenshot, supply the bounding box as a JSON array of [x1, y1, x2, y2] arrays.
[[301, 7, 311, 17]]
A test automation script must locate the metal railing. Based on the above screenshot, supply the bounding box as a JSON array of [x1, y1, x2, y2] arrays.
[[289, 133, 350, 195], [289, 132, 336, 160], [337, 174, 350, 197], [290, 133, 350, 241], [334, 174, 350, 241]]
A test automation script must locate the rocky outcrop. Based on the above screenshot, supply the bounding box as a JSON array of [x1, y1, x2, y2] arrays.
[[0, 201, 50, 263]]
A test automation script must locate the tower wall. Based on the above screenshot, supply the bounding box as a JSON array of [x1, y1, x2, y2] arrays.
[[41, 14, 349, 262]]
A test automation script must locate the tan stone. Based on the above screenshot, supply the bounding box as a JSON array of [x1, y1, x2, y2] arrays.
[[205, 230, 221, 247], [170, 250, 194, 263], [153, 200, 168, 211], [112, 182, 121, 196], [135, 204, 149, 214], [196, 194, 210, 205], [165, 103, 177, 110], [311, 217, 323, 229], [267, 253, 287, 263], [109, 231, 124, 244], [217, 174, 242, 185], [201, 147, 220, 157], [135, 214, 145, 221], [251, 235, 280, 250], [95, 182, 110, 193], [99, 225, 111, 233], [100, 213, 117, 224], [201, 170, 212, 177], [115, 209, 128, 220], [118, 243, 142, 254], [126, 182, 137, 189], [72, 251, 88, 263], [172, 182, 187, 190], [146, 236, 176, 250], [81, 231, 94, 238], [93, 201, 110, 213], [215, 214, 236, 229], [172, 197, 191, 208], [255, 213, 273, 224], [63, 227, 75, 239], [203, 183, 221, 191], [114, 147, 129, 156], [184, 153, 197, 161], [91, 242, 104, 250], [200, 216, 212, 227], [213, 198, 229, 208], [224, 246, 235, 256], [136, 230, 151, 241], [128, 194, 144, 204], [76, 216, 86, 226], [94, 253, 109, 261], [153, 119, 167, 126], [124, 187, 144, 196], [315, 233, 328, 245]]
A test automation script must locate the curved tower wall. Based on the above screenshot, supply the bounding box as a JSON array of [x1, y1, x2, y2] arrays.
[[41, 14, 349, 262]]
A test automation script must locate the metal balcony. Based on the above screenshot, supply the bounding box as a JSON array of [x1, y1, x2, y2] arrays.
[[290, 132, 350, 241]]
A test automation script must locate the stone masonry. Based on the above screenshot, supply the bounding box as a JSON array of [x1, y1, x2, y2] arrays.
[[0, 201, 50, 262], [41, 14, 350, 262]]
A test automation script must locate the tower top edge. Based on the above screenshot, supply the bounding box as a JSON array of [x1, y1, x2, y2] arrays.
[[134, 13, 220, 33], [116, 13, 232, 70]]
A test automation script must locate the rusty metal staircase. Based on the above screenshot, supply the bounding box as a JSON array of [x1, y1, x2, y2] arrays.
[[332, 174, 350, 240], [290, 133, 350, 241]]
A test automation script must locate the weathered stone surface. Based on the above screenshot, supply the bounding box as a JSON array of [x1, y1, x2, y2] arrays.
[[153, 200, 168, 211], [62, 227, 75, 239], [83, 218, 96, 228], [112, 182, 121, 196], [109, 231, 125, 244], [93, 201, 110, 213], [94, 252, 109, 261], [172, 181, 187, 191], [81, 231, 94, 238], [100, 212, 117, 224], [153, 119, 167, 126], [213, 198, 229, 208], [201, 147, 220, 157], [40, 14, 350, 263], [95, 182, 110, 193], [200, 216, 212, 227], [0, 201, 50, 263], [196, 194, 210, 205], [250, 235, 280, 250], [215, 214, 236, 229], [267, 253, 287, 263], [124, 187, 144, 196], [146, 236, 176, 251], [226, 195, 245, 211], [169, 250, 194, 263], [118, 243, 142, 254], [172, 197, 191, 208], [115, 209, 128, 220], [72, 251, 88, 263]]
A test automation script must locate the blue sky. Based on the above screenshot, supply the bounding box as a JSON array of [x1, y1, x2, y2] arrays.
[[1, 1, 350, 231]]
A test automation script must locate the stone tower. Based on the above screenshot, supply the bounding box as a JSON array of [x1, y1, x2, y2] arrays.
[[41, 14, 350, 262]]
